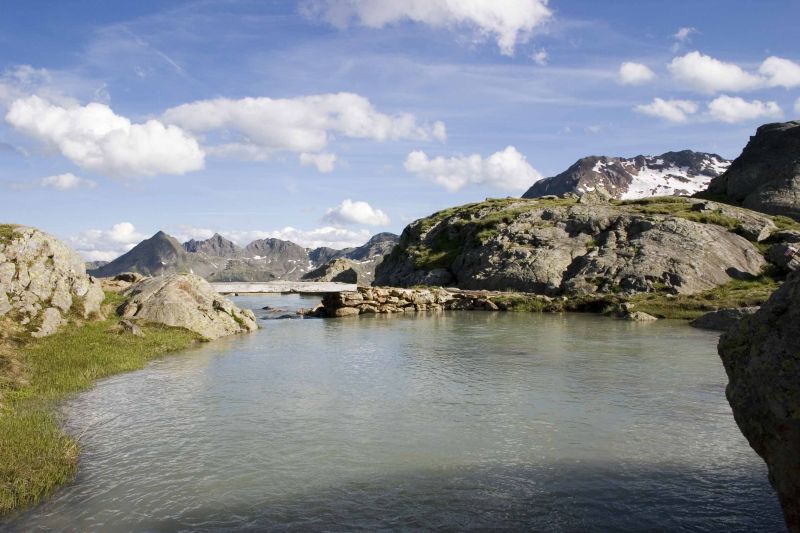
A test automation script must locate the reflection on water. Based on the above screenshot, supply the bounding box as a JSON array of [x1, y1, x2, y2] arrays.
[[2, 294, 783, 531]]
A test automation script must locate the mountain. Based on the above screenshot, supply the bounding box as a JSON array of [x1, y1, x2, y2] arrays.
[[183, 233, 242, 257], [89, 231, 399, 283], [522, 150, 730, 200], [302, 232, 400, 285], [704, 120, 800, 220], [91, 231, 217, 278]]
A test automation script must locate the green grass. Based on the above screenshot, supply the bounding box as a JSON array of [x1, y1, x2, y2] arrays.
[[618, 197, 742, 230], [0, 224, 18, 246], [0, 293, 200, 515], [629, 271, 780, 319]]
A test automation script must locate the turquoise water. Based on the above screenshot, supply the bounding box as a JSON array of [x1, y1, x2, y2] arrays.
[[2, 295, 784, 531]]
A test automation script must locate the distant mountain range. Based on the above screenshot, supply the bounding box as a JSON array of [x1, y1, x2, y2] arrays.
[[522, 150, 730, 200], [89, 231, 399, 283]]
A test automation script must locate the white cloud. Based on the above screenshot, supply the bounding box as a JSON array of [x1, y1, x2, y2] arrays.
[[618, 62, 656, 85], [302, 0, 552, 55], [299, 152, 337, 173], [6, 95, 204, 178], [673, 27, 696, 42], [668, 51, 800, 93], [707, 95, 782, 123], [531, 49, 548, 65], [634, 97, 698, 123], [71, 222, 147, 262], [795, 97, 800, 115], [668, 51, 763, 93], [224, 226, 373, 250], [162, 93, 445, 162], [39, 172, 96, 190], [758, 56, 800, 89], [323, 199, 390, 226], [404, 145, 542, 192]]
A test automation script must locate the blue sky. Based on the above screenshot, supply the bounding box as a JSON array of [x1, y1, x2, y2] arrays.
[[0, 0, 798, 260]]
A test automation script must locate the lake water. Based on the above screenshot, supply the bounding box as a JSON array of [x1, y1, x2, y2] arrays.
[[2, 294, 784, 531]]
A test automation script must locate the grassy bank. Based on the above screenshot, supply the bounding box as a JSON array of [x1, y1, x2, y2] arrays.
[[0, 293, 200, 515]]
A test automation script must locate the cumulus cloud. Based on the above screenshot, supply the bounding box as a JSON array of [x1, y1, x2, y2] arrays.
[[323, 199, 390, 226], [163, 93, 445, 164], [404, 146, 542, 192], [634, 97, 698, 123], [618, 62, 656, 85], [673, 27, 696, 42], [668, 51, 800, 93], [707, 95, 782, 123], [302, 0, 552, 55], [758, 56, 800, 89], [299, 152, 337, 173], [71, 222, 147, 262], [6, 95, 204, 178], [39, 172, 96, 190]]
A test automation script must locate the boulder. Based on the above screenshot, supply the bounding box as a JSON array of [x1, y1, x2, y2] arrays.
[[705, 120, 800, 220], [0, 225, 104, 336], [690, 307, 759, 331], [118, 274, 257, 340], [718, 271, 800, 530], [624, 311, 658, 322]]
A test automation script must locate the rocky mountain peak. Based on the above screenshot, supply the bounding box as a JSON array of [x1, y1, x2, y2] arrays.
[[183, 233, 242, 257], [523, 150, 730, 200]]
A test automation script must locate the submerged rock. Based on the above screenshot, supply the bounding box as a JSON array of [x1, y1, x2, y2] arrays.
[[0, 225, 104, 336], [718, 271, 800, 530], [118, 274, 257, 340]]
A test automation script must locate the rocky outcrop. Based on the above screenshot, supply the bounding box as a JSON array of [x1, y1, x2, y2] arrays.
[[375, 197, 767, 296], [523, 150, 729, 200], [0, 225, 104, 337], [302, 258, 360, 284], [718, 271, 800, 530], [118, 274, 257, 340], [705, 120, 800, 220], [183, 233, 242, 257], [690, 307, 760, 331]]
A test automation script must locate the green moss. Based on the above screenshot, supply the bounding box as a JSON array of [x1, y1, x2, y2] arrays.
[[629, 270, 781, 319], [773, 215, 800, 231], [0, 294, 200, 515]]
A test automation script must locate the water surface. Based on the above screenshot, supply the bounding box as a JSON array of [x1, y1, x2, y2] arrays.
[[3, 295, 783, 531]]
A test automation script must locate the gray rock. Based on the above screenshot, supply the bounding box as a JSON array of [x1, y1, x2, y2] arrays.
[[119, 319, 145, 337], [1, 225, 105, 336], [705, 120, 800, 220], [718, 271, 800, 530], [690, 307, 759, 331], [375, 198, 766, 296], [118, 274, 258, 340]]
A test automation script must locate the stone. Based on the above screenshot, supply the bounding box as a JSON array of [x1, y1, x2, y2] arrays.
[[118, 274, 257, 340], [690, 307, 759, 331], [332, 306, 360, 317], [119, 319, 145, 337], [32, 307, 63, 338], [113, 272, 147, 283], [718, 271, 800, 529], [624, 311, 658, 322]]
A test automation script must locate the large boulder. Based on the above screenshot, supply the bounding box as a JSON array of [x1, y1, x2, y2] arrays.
[[0, 225, 104, 337], [118, 274, 257, 340], [718, 272, 800, 530], [375, 197, 766, 296], [705, 120, 800, 220], [690, 307, 759, 331]]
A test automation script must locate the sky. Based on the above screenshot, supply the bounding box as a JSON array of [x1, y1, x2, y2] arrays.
[[0, 0, 798, 261]]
